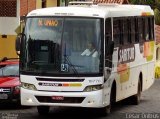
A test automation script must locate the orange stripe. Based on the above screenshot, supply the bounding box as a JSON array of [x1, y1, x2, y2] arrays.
[[63, 83, 69, 87], [141, 12, 151, 16]]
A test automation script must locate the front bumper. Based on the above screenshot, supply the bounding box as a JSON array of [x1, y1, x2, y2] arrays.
[[21, 88, 106, 108]]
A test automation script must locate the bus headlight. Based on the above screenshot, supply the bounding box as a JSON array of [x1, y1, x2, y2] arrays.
[[21, 83, 37, 91], [83, 85, 103, 92]]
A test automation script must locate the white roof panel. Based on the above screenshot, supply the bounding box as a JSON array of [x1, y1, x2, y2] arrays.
[[27, 4, 154, 18]]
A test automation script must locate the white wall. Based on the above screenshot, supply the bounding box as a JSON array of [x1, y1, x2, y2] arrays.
[[0, 0, 20, 35]]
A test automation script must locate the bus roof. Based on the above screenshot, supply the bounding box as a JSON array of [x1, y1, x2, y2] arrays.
[[27, 4, 154, 18]]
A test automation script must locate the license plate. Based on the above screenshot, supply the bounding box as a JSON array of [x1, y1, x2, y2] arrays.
[[0, 94, 8, 99], [51, 96, 64, 100]]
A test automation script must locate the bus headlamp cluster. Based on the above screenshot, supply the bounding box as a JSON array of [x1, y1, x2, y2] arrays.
[[83, 85, 103, 92], [21, 83, 37, 91]]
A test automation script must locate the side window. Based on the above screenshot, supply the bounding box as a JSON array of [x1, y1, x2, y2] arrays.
[[119, 19, 123, 45], [105, 18, 112, 60], [138, 17, 144, 43], [151, 16, 155, 40], [123, 18, 128, 45], [123, 18, 132, 44], [135, 17, 139, 42], [135, 16, 154, 43], [105, 18, 112, 42], [105, 18, 113, 68], [143, 17, 149, 41], [113, 18, 121, 46], [127, 18, 132, 43], [148, 16, 154, 40], [142, 17, 146, 40], [131, 17, 136, 43]]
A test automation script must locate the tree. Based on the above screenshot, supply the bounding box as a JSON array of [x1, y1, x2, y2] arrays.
[[154, 8, 160, 25], [129, 0, 155, 8], [129, 0, 160, 25]]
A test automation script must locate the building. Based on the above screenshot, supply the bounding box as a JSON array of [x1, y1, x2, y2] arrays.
[[64, 0, 129, 5], [0, 0, 59, 59], [0, 0, 20, 58], [155, 25, 160, 78], [20, 0, 59, 28], [92, 0, 129, 4], [156, 25, 160, 44], [20, 0, 59, 17]]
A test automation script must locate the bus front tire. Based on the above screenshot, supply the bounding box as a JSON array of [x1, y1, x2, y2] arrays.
[[37, 106, 50, 115], [101, 105, 111, 116], [101, 83, 116, 116], [131, 79, 141, 105]]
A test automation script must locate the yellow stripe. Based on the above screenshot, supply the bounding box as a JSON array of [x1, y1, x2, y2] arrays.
[[69, 83, 82, 87]]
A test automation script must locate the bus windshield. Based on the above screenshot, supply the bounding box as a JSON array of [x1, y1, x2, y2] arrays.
[[21, 17, 103, 76]]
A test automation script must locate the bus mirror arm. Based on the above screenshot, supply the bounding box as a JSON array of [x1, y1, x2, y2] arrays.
[[104, 67, 112, 82]]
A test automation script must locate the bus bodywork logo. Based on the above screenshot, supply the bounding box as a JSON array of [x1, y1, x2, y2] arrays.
[[118, 45, 135, 64]]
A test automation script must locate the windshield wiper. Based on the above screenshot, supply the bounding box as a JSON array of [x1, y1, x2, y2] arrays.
[[64, 54, 79, 76], [32, 61, 48, 64], [63, 41, 79, 75]]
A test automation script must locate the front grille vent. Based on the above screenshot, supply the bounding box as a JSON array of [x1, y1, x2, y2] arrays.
[[36, 78, 85, 82], [36, 96, 85, 104]]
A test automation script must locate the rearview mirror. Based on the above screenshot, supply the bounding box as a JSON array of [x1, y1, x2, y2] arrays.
[[15, 33, 22, 56]]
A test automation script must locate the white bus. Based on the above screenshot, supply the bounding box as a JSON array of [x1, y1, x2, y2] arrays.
[[16, 2, 155, 115]]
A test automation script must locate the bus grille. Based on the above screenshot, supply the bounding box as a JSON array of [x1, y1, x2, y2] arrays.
[[35, 96, 85, 103]]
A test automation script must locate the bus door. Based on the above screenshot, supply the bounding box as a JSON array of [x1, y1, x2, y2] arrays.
[[105, 18, 114, 79]]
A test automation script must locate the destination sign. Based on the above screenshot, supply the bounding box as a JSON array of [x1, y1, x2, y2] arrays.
[[38, 19, 59, 27]]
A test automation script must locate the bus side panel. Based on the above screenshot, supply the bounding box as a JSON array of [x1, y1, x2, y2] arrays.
[[109, 47, 124, 102], [143, 41, 155, 91]]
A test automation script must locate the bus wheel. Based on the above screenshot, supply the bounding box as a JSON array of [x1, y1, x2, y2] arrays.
[[101, 105, 111, 116], [132, 79, 141, 105], [101, 84, 116, 116], [37, 106, 50, 115]]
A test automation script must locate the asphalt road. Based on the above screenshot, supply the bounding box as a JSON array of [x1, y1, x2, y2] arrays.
[[0, 79, 160, 119]]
